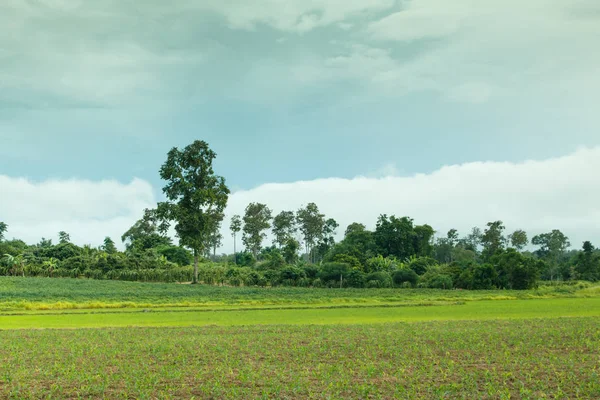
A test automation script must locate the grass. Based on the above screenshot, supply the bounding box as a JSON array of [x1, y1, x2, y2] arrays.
[[1, 318, 598, 399], [1, 298, 599, 330], [1, 276, 599, 398], [0, 276, 597, 311]]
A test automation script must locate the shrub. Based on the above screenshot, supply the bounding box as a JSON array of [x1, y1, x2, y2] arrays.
[[392, 269, 419, 287], [365, 271, 393, 288]]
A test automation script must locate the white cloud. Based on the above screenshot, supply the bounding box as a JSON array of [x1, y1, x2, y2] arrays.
[[0, 177, 155, 247], [364, 0, 600, 103], [2, 148, 599, 253], [220, 147, 600, 253]]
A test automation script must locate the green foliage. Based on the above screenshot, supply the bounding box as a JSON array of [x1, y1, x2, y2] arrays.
[[158, 140, 230, 284], [242, 203, 272, 258], [282, 237, 300, 264], [407, 256, 438, 275], [392, 269, 419, 287], [481, 221, 506, 260], [296, 203, 325, 263], [365, 271, 393, 288], [0, 222, 7, 241], [272, 211, 297, 248]]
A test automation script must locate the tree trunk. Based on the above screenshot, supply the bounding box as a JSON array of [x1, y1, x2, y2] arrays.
[[192, 250, 199, 284], [233, 234, 237, 264]]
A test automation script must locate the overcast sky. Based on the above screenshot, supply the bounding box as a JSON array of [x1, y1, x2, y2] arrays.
[[1, 0, 599, 251]]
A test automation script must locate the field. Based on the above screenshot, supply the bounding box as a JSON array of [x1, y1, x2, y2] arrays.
[[1, 277, 600, 399]]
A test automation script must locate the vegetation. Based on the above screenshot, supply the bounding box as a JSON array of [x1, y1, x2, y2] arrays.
[[1, 140, 599, 291], [1, 318, 598, 398], [1, 276, 598, 312]]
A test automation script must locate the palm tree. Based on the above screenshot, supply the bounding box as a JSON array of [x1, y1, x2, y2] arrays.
[[2, 254, 25, 277]]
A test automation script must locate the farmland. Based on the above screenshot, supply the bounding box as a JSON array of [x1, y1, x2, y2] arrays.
[[1, 318, 599, 399], [1, 277, 600, 398]]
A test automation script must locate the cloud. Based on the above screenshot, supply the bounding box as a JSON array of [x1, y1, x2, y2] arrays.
[[364, 0, 600, 103], [200, 0, 395, 32], [221, 147, 600, 253], [0, 177, 155, 248]]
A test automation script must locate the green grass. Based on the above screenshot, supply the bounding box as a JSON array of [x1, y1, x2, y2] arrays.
[[1, 318, 598, 399], [2, 298, 599, 330], [1, 276, 597, 311]]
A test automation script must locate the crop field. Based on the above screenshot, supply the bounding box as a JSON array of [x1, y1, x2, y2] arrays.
[[1, 318, 599, 399], [1, 277, 599, 399]]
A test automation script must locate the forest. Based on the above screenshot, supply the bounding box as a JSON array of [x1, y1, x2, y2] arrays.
[[1, 141, 599, 290]]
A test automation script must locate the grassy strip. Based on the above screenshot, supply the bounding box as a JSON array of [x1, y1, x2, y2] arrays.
[[1, 276, 598, 311], [0, 301, 465, 316], [1, 298, 599, 330]]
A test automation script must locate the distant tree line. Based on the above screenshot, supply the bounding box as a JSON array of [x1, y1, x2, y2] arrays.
[[1, 141, 599, 289]]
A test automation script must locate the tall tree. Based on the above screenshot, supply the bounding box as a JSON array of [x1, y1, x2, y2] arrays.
[[58, 231, 71, 244], [481, 221, 506, 260], [460, 227, 482, 252], [102, 237, 118, 254], [242, 203, 272, 258], [230, 215, 242, 263], [272, 211, 297, 248], [413, 224, 435, 257], [0, 222, 7, 241], [296, 203, 325, 263], [157, 140, 230, 284], [575, 241, 599, 282], [532, 230, 570, 280], [508, 229, 528, 251], [206, 220, 223, 258], [314, 218, 339, 262]]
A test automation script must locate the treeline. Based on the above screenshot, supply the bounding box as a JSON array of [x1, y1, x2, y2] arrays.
[[1, 211, 599, 289], [1, 140, 599, 289]]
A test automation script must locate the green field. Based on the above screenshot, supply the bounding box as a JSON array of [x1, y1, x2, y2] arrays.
[[1, 277, 599, 398]]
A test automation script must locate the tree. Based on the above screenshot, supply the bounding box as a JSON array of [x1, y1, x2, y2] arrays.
[[206, 220, 223, 258], [230, 215, 242, 264], [374, 215, 415, 260], [574, 241, 599, 282], [0, 222, 7, 241], [481, 221, 506, 260], [434, 229, 459, 264], [102, 237, 118, 254], [296, 203, 325, 263], [314, 218, 339, 263], [122, 208, 172, 251], [58, 231, 71, 244], [2, 254, 25, 277], [242, 203, 272, 258], [282, 237, 300, 264], [508, 229, 528, 251], [460, 227, 482, 252], [272, 211, 297, 248], [38, 238, 53, 248], [345, 223, 366, 238], [532, 230, 570, 280], [157, 140, 230, 284], [413, 224, 435, 257]]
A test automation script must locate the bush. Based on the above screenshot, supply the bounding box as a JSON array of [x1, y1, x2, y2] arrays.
[[418, 270, 453, 289], [365, 271, 393, 288], [408, 257, 438, 275], [318, 262, 351, 284], [392, 269, 419, 287]]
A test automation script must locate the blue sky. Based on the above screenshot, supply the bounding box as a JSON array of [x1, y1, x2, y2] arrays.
[[1, 0, 600, 249]]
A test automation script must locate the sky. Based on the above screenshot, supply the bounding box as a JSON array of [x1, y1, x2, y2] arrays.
[[1, 0, 599, 251]]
